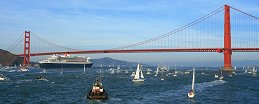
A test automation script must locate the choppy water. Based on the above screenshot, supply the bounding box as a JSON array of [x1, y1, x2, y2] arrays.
[[0, 67, 259, 104]]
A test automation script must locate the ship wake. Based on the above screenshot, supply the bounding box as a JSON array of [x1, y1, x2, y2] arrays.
[[141, 80, 227, 103]]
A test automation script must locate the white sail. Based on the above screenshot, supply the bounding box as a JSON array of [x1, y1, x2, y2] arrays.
[[140, 65, 144, 78], [191, 68, 195, 90], [219, 68, 223, 80], [133, 64, 145, 82], [134, 64, 140, 79], [252, 66, 256, 74], [155, 65, 159, 76], [43, 69, 46, 73]]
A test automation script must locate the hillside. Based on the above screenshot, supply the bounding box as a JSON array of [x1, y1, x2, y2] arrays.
[[0, 49, 22, 66], [91, 57, 138, 66]]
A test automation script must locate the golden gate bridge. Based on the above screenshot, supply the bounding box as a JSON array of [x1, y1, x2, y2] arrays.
[[6, 5, 259, 71]]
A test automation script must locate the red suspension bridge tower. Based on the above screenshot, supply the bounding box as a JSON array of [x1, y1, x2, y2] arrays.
[[23, 31, 30, 67], [223, 5, 233, 71]]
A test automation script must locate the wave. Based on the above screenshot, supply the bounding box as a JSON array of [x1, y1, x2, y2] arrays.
[[16, 79, 33, 84], [141, 80, 227, 103], [109, 97, 122, 102], [195, 80, 227, 92]]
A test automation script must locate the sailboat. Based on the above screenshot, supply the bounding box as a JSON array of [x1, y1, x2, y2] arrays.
[[160, 68, 165, 80], [248, 67, 252, 74], [173, 65, 177, 77], [116, 65, 121, 73], [252, 66, 257, 76], [231, 66, 236, 74], [244, 68, 248, 73], [125, 70, 129, 74], [109, 68, 115, 74], [187, 67, 195, 98], [155, 65, 159, 76], [132, 64, 145, 82], [146, 68, 151, 75], [0, 73, 8, 81], [219, 68, 224, 80]]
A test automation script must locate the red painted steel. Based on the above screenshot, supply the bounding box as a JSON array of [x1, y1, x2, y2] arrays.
[[223, 5, 233, 71], [23, 31, 30, 66], [16, 48, 259, 56]]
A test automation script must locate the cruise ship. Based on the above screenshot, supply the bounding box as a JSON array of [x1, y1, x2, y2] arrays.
[[39, 54, 93, 69]]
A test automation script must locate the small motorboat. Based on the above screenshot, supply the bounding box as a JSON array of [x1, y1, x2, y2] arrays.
[[36, 75, 48, 81], [214, 74, 219, 78], [130, 72, 135, 77], [20, 67, 29, 72], [160, 77, 165, 81], [146, 68, 151, 75], [87, 77, 108, 100], [0, 73, 8, 81], [185, 71, 190, 74]]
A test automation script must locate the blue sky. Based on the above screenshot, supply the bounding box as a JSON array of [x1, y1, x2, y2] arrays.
[[0, 0, 258, 65]]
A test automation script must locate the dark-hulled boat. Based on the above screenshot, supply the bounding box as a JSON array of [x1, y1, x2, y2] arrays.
[[87, 77, 108, 100]]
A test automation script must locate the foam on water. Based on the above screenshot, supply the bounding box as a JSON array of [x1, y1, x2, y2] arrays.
[[16, 79, 33, 83], [195, 80, 227, 92], [109, 97, 122, 102], [141, 80, 227, 103]]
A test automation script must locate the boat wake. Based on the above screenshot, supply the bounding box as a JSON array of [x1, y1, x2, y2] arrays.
[[141, 80, 227, 103], [109, 97, 122, 102], [16, 79, 33, 84], [195, 80, 227, 92]]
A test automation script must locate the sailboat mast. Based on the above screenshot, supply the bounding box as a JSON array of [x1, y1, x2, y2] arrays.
[[191, 68, 195, 90], [84, 64, 86, 73], [175, 64, 177, 73], [221, 68, 222, 77], [60, 65, 63, 74]]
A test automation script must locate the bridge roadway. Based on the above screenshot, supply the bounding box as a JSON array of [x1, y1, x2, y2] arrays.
[[17, 48, 259, 56]]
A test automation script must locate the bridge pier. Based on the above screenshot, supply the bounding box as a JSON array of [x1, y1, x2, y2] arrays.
[[223, 5, 233, 72], [23, 31, 31, 67]]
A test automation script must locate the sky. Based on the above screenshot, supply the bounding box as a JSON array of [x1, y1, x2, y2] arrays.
[[0, 0, 258, 66]]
